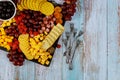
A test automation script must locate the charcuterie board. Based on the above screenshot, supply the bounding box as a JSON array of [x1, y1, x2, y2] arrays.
[[0, 0, 77, 66]]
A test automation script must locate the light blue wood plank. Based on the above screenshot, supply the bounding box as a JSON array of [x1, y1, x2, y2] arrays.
[[108, 0, 120, 80], [0, 50, 17, 80], [0, 50, 35, 80], [62, 44, 84, 80], [84, 0, 108, 80], [62, 0, 84, 79], [18, 61, 35, 80]]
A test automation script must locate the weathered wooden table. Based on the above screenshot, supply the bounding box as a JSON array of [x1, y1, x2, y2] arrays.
[[0, 0, 119, 80]]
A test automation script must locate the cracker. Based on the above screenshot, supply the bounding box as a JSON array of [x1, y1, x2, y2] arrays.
[[40, 2, 54, 15], [17, 4, 23, 11]]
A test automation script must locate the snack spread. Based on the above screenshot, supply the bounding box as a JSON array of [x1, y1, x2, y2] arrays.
[[0, 0, 77, 66]]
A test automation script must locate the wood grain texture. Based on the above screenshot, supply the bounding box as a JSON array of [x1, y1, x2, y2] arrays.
[[0, 50, 16, 80], [84, 0, 108, 80], [108, 0, 120, 80], [0, 50, 35, 80], [1, 0, 120, 80]]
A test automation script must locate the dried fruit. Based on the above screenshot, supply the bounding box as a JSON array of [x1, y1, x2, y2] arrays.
[[54, 6, 62, 13], [57, 44, 61, 48]]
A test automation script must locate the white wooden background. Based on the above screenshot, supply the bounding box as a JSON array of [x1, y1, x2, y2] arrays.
[[0, 0, 120, 80]]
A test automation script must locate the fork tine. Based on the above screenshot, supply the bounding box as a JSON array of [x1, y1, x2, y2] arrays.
[[65, 32, 71, 40], [70, 23, 74, 32]]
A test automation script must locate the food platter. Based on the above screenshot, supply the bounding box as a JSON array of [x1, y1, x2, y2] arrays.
[[0, 0, 77, 66]]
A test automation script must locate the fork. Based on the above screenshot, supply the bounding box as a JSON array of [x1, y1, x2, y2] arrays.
[[69, 40, 81, 70]]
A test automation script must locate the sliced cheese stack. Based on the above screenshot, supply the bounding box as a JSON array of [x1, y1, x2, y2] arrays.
[[41, 23, 64, 51], [18, 34, 34, 60]]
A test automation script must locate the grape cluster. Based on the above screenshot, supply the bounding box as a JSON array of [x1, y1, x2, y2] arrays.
[[19, 10, 56, 37], [7, 50, 25, 66], [7, 38, 25, 66], [4, 23, 20, 38], [61, 1, 77, 21], [4, 23, 25, 66]]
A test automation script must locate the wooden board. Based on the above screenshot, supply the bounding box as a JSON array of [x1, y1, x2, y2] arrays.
[[107, 0, 120, 80], [84, 0, 108, 80], [0, 0, 120, 80]]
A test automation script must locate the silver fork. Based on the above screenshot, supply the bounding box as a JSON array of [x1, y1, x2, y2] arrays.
[[65, 23, 75, 63], [69, 40, 81, 70]]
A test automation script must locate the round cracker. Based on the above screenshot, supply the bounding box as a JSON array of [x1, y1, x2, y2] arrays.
[[40, 2, 54, 15], [24, 0, 28, 9], [29, 0, 33, 10], [32, 0, 37, 11], [36, 0, 46, 10], [31, 0, 36, 10], [38, 1, 47, 11], [17, 4, 23, 11], [27, 0, 30, 9], [21, 0, 26, 9]]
